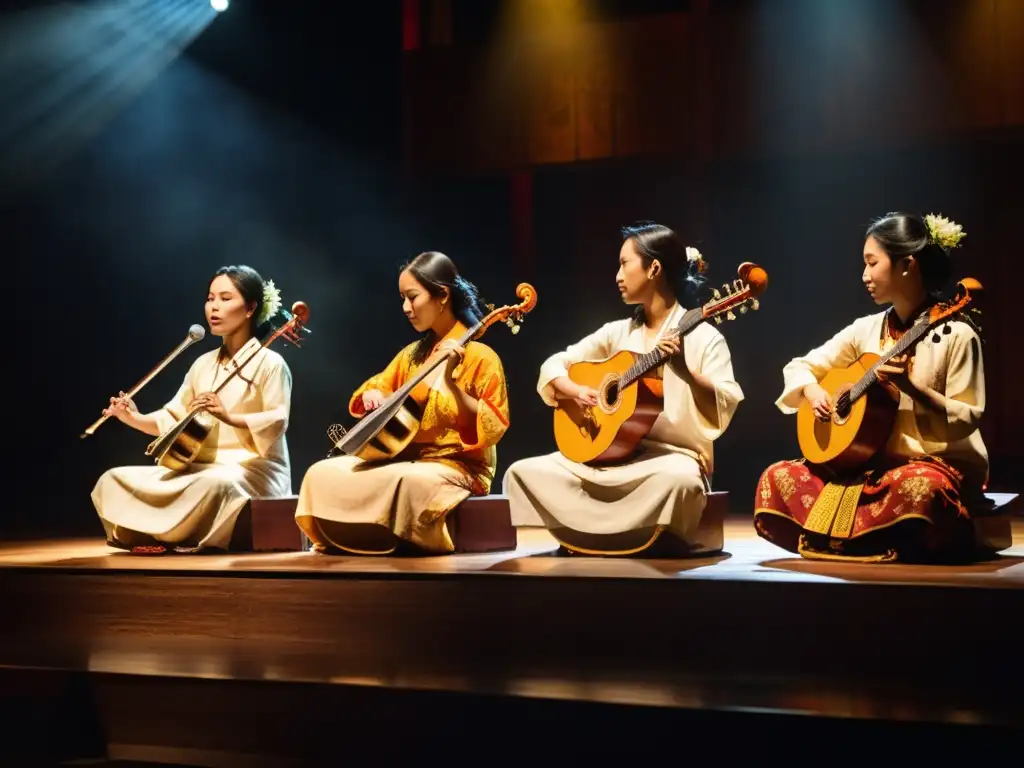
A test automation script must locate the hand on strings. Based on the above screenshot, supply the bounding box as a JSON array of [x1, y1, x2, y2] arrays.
[[657, 329, 682, 358], [875, 354, 915, 396], [802, 383, 832, 422], [103, 391, 139, 424], [361, 389, 386, 412], [573, 384, 600, 409], [191, 391, 228, 420]]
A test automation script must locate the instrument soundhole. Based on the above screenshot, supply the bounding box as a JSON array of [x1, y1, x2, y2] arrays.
[[606, 382, 620, 407], [833, 392, 852, 424]]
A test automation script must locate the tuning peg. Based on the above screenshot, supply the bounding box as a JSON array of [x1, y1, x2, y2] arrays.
[[712, 289, 721, 299], [511, 324, 520, 335], [726, 311, 736, 321], [750, 299, 759, 310], [722, 283, 733, 294], [738, 305, 748, 314], [714, 316, 723, 324]]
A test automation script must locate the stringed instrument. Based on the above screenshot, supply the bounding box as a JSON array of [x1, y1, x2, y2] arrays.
[[796, 277, 982, 471], [554, 262, 768, 465], [326, 283, 537, 462], [146, 302, 310, 471]]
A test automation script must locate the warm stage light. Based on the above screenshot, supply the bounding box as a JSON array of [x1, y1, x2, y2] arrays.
[[211, 0, 228, 12]]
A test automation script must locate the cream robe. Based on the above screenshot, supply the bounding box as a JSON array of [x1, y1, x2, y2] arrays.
[[503, 303, 744, 554], [777, 311, 988, 488], [92, 339, 293, 551]]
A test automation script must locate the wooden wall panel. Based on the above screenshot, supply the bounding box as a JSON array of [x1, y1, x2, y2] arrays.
[[576, 57, 614, 160], [525, 60, 577, 165], [996, 0, 1024, 125], [403, 2, 1023, 172], [612, 16, 692, 158]]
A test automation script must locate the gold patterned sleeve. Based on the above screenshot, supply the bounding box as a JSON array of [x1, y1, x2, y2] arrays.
[[348, 344, 411, 417], [457, 345, 510, 452]]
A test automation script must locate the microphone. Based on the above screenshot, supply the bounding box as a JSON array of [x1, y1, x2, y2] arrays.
[[80, 324, 207, 438]]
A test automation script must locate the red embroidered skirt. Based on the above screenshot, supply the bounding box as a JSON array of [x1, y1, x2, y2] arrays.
[[753, 457, 980, 563]]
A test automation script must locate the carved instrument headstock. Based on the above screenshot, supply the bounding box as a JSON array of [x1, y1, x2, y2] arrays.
[[271, 301, 311, 347], [703, 262, 768, 325], [923, 278, 983, 341], [477, 283, 538, 337]]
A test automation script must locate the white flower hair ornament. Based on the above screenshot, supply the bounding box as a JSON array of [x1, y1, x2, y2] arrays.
[[686, 246, 708, 274], [924, 214, 966, 250], [255, 279, 283, 326]]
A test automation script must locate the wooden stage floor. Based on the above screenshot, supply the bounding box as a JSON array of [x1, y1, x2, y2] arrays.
[[1, 519, 1021, 765], [2, 519, 1022, 586]]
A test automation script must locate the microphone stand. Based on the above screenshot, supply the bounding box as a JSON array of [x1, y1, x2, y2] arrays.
[[80, 327, 206, 439]]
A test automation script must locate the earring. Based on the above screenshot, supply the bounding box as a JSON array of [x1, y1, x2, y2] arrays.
[[902, 272, 909, 277]]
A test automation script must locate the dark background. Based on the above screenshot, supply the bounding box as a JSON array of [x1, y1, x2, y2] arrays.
[[2, 0, 1021, 538]]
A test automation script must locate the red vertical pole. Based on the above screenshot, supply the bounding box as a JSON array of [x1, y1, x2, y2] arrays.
[[688, 0, 712, 247], [402, 0, 420, 52], [402, 0, 420, 176], [510, 169, 534, 279]]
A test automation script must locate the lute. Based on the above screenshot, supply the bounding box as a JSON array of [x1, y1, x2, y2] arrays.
[[796, 277, 983, 471], [327, 283, 538, 462], [553, 262, 768, 464], [146, 302, 310, 472]]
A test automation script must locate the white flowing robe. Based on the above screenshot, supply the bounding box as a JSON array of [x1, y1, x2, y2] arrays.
[[503, 303, 744, 554], [92, 339, 293, 551], [776, 311, 988, 488]]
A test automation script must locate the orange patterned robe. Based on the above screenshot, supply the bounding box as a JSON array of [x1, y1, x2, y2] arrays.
[[754, 456, 978, 563], [296, 322, 510, 554]]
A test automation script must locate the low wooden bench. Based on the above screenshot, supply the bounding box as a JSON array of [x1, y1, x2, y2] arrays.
[[448, 494, 517, 554], [229, 498, 308, 552], [229, 494, 517, 554], [972, 492, 1019, 553]]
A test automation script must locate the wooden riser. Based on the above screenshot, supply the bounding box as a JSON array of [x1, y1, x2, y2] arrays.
[[1, 520, 1020, 765], [1, 566, 1021, 702], [0, 667, 1019, 767]]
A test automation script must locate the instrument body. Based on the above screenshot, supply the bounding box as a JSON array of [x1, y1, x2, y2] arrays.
[[796, 352, 899, 471], [554, 351, 664, 464], [553, 262, 768, 465], [796, 278, 983, 470], [328, 284, 537, 461], [146, 302, 310, 471]]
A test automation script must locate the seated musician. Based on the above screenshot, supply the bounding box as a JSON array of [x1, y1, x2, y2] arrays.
[[93, 266, 293, 554], [503, 222, 744, 556], [295, 251, 510, 555], [754, 212, 999, 563]]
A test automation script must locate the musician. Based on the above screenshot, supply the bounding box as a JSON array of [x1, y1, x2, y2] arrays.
[[503, 222, 744, 556], [295, 251, 509, 555], [92, 265, 293, 554], [754, 212, 998, 563]]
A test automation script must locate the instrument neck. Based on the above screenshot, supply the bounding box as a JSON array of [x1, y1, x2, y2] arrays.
[[200, 338, 265, 405], [391, 320, 483, 400], [620, 307, 703, 388], [849, 313, 930, 402]]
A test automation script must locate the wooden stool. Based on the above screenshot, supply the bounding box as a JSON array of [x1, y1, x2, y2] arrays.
[[691, 490, 729, 554], [230, 497, 307, 552], [972, 492, 1019, 553], [448, 495, 517, 554]]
